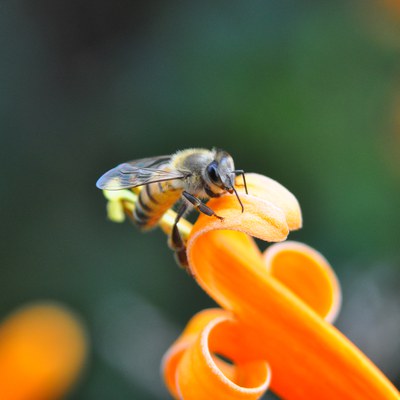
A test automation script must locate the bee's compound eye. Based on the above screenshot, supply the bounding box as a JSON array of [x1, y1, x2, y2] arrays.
[[206, 161, 220, 183]]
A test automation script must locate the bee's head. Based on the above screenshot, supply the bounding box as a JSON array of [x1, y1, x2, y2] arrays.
[[204, 149, 247, 212], [205, 150, 235, 191]]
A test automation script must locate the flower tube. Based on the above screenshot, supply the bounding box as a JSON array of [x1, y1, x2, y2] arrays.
[[163, 174, 399, 400]]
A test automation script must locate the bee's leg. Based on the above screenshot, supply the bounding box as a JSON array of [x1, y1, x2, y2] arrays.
[[170, 202, 188, 251], [182, 191, 224, 221], [170, 202, 190, 269], [174, 248, 190, 271]]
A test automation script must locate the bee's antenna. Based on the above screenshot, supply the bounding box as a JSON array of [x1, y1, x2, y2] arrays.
[[233, 170, 248, 194], [228, 176, 245, 213]]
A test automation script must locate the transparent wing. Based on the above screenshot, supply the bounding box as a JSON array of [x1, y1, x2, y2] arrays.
[[96, 155, 188, 190]]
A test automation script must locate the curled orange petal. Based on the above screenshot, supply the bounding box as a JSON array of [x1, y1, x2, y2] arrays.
[[263, 241, 341, 323], [162, 309, 271, 400], [0, 302, 88, 400], [162, 309, 227, 398], [181, 174, 399, 400]]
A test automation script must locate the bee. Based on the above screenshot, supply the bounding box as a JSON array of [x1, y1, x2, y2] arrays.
[[96, 148, 247, 266]]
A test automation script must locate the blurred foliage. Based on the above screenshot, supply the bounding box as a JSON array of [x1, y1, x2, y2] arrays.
[[0, 1, 399, 399]]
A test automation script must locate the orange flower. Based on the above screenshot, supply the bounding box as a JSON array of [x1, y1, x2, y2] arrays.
[[382, 0, 400, 15], [0, 302, 88, 400], [162, 174, 399, 400]]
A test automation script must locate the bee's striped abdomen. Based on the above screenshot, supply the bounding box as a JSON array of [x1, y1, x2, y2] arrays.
[[133, 181, 181, 229]]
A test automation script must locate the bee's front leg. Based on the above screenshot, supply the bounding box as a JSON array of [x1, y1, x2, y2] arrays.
[[182, 191, 224, 221]]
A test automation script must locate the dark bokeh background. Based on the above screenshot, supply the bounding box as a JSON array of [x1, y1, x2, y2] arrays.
[[1, 1, 399, 399]]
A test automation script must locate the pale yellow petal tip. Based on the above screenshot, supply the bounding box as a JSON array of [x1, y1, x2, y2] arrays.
[[241, 173, 302, 231], [0, 302, 88, 400], [190, 173, 302, 245]]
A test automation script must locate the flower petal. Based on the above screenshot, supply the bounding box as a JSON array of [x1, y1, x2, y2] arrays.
[[187, 231, 399, 399], [162, 309, 271, 400], [162, 309, 227, 398], [263, 241, 341, 323], [191, 173, 302, 250], [0, 303, 87, 400], [236, 173, 303, 230], [163, 173, 398, 399]]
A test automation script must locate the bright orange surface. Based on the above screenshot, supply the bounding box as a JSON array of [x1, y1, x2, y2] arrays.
[[162, 309, 270, 400], [163, 173, 399, 400], [0, 303, 87, 400]]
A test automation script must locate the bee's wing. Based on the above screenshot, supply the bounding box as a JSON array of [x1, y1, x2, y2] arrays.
[[96, 155, 188, 190]]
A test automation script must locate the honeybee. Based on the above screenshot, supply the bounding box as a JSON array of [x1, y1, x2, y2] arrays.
[[96, 148, 247, 266]]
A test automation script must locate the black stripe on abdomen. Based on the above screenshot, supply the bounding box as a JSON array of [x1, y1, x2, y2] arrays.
[[133, 198, 151, 226], [138, 194, 152, 212], [145, 184, 158, 204], [134, 182, 182, 228]]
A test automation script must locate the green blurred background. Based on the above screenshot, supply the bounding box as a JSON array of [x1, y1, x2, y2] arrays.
[[1, 1, 399, 398]]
